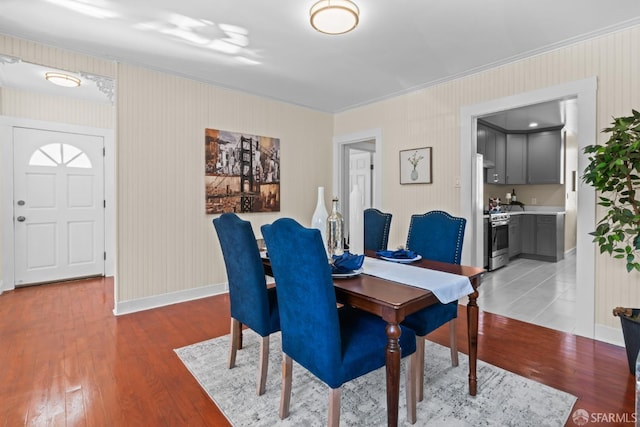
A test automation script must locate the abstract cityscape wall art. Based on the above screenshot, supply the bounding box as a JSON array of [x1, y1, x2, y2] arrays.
[[205, 128, 280, 214]]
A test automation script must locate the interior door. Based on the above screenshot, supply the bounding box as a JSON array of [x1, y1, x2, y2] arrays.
[[349, 149, 372, 208], [13, 127, 105, 286]]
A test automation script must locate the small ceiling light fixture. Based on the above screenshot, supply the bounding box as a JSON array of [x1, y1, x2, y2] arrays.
[[529, 122, 539, 128], [45, 72, 81, 88], [310, 0, 360, 35]]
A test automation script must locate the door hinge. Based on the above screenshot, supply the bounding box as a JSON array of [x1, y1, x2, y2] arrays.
[[104, 252, 107, 261], [103, 147, 106, 156], [370, 164, 374, 170], [103, 200, 106, 208]]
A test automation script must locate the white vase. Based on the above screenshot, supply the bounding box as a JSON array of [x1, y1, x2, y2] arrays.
[[411, 168, 418, 181], [349, 184, 364, 255], [311, 186, 328, 247]]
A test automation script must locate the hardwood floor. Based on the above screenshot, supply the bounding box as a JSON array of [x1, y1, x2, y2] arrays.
[[0, 277, 634, 426]]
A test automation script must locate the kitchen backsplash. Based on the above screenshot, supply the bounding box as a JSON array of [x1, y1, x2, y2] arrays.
[[484, 183, 565, 208]]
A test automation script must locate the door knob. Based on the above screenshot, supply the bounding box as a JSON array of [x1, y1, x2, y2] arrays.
[[17, 216, 25, 222], [17, 200, 25, 206]]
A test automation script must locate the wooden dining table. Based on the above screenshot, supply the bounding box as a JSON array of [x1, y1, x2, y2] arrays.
[[262, 250, 484, 427]]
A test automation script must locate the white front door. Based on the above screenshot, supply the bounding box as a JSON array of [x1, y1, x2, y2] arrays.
[[13, 127, 105, 286]]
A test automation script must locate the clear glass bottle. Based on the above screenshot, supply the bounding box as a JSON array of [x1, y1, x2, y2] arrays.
[[326, 197, 344, 257]]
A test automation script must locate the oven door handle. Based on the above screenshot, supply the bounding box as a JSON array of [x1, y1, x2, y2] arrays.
[[491, 220, 509, 227]]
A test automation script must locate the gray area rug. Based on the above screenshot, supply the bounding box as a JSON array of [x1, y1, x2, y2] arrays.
[[175, 331, 577, 426]]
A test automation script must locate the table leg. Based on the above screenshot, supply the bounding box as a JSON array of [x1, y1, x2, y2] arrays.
[[385, 322, 401, 427], [467, 285, 479, 396]]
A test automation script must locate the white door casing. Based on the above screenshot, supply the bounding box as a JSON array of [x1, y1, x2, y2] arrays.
[[335, 132, 380, 244], [1, 117, 115, 293], [13, 127, 105, 285], [459, 77, 597, 339], [334, 129, 382, 214]]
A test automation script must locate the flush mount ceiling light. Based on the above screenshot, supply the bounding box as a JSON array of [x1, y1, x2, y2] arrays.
[[310, 0, 360, 35], [45, 72, 81, 87]]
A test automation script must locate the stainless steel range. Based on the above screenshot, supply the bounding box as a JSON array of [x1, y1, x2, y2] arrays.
[[488, 212, 510, 271]]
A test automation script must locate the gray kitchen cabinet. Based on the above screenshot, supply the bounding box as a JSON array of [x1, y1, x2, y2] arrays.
[[477, 124, 488, 182], [527, 130, 564, 184], [508, 215, 521, 258], [535, 215, 565, 261], [520, 215, 536, 255], [477, 124, 486, 156], [481, 126, 564, 185], [485, 127, 506, 184], [518, 214, 565, 262], [506, 134, 527, 184]]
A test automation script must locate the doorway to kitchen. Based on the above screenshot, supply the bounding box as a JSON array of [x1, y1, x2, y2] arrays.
[[459, 77, 597, 339]]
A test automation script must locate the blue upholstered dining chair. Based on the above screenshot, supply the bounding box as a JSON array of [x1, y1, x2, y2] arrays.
[[262, 218, 418, 426], [364, 208, 392, 251], [403, 210, 466, 401], [212, 213, 280, 396]]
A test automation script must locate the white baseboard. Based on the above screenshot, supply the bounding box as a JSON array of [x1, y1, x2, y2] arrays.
[[113, 282, 228, 316], [595, 323, 624, 347]]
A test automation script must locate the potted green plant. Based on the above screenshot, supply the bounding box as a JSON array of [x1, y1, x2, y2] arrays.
[[583, 109, 640, 374]]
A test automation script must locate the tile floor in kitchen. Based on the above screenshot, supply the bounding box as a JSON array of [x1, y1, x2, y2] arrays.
[[463, 251, 577, 334]]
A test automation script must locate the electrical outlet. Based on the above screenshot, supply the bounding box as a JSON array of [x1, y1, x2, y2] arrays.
[[531, 198, 537, 205], [454, 177, 460, 188]]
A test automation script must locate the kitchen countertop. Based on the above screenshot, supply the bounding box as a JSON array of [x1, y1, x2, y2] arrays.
[[483, 206, 565, 219]]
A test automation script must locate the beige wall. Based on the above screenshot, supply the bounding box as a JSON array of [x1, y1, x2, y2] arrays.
[[115, 64, 333, 302], [334, 25, 640, 330], [1, 88, 115, 128]]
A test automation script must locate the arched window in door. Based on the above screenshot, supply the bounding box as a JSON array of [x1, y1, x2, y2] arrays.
[[28, 143, 92, 168]]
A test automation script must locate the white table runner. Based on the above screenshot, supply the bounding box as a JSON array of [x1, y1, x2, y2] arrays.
[[362, 258, 473, 304]]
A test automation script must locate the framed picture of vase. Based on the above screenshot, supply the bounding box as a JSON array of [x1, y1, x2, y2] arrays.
[[399, 147, 432, 184]]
